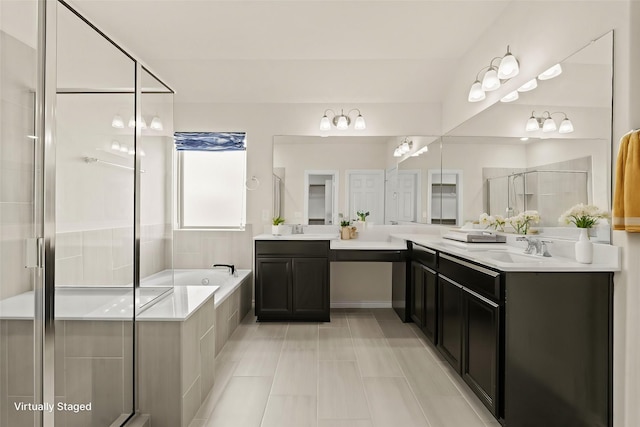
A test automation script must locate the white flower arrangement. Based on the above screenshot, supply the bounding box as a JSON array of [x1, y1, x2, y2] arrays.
[[479, 213, 506, 232], [558, 203, 609, 229], [507, 210, 540, 235]]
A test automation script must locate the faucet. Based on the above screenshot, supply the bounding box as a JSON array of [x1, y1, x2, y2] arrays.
[[212, 263, 235, 275], [515, 237, 553, 257], [292, 224, 304, 234]]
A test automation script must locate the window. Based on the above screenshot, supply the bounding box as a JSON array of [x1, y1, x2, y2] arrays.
[[176, 132, 246, 229]]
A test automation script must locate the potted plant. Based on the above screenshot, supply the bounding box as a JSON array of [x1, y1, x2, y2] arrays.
[[272, 216, 285, 235], [340, 220, 352, 240], [507, 210, 540, 235], [558, 204, 609, 264], [355, 211, 370, 231], [479, 213, 506, 232]]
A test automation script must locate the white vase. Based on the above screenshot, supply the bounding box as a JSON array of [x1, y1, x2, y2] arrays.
[[575, 228, 593, 264], [272, 225, 282, 235]]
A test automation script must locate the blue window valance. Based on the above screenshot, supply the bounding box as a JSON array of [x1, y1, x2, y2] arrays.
[[174, 132, 246, 152]]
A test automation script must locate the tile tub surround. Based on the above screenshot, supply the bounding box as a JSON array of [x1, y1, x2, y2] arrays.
[[137, 295, 216, 427], [0, 319, 134, 427], [213, 273, 252, 355]]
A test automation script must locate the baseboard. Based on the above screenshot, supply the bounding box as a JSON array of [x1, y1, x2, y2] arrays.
[[330, 301, 392, 309]]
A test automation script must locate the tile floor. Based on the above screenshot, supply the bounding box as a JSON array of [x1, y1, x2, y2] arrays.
[[188, 308, 501, 427]]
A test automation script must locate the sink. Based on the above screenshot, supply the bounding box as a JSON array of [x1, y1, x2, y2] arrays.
[[480, 251, 550, 264]]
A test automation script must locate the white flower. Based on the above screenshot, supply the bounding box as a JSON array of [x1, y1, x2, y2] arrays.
[[558, 204, 609, 228]]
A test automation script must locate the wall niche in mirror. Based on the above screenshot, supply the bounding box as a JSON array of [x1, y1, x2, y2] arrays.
[[273, 135, 439, 225], [440, 31, 612, 243]]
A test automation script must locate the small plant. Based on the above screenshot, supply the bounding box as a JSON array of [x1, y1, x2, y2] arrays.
[[356, 211, 370, 222], [479, 213, 506, 232], [507, 210, 540, 235], [559, 204, 609, 228], [272, 216, 285, 226], [340, 220, 351, 227]]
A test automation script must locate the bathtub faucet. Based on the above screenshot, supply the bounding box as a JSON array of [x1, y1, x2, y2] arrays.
[[212, 264, 235, 275]]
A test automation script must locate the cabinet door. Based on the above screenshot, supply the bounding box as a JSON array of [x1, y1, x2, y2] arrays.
[[437, 275, 463, 373], [292, 257, 329, 320], [410, 262, 425, 327], [423, 266, 438, 344], [462, 288, 500, 416], [256, 258, 292, 316]]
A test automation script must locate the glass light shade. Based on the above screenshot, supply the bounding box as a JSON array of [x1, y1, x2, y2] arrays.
[[520, 137, 529, 141], [119, 145, 129, 153], [354, 115, 366, 130], [150, 116, 163, 131], [497, 54, 519, 79], [542, 117, 557, 132], [140, 149, 146, 157], [336, 115, 349, 130], [111, 141, 121, 150], [393, 148, 402, 157], [401, 142, 411, 153], [538, 63, 562, 80], [517, 78, 538, 92], [140, 117, 147, 129], [500, 90, 519, 103], [111, 114, 124, 129], [558, 118, 574, 133], [468, 81, 486, 102], [525, 116, 540, 132], [128, 148, 135, 155], [481, 68, 500, 91], [128, 117, 136, 128], [319, 115, 331, 131]]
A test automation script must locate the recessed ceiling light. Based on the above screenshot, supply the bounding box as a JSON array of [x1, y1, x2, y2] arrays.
[[520, 137, 529, 141]]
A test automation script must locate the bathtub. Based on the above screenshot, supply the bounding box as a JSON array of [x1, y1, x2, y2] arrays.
[[142, 268, 252, 309]]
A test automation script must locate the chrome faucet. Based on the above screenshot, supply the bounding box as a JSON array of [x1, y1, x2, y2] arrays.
[[516, 237, 553, 257], [292, 224, 304, 234]]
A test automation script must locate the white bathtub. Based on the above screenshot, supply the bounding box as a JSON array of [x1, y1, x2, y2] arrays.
[[142, 268, 252, 308]]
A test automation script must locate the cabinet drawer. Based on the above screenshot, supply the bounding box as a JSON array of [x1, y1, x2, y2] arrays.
[[411, 243, 437, 269], [439, 253, 501, 301], [256, 240, 330, 257]]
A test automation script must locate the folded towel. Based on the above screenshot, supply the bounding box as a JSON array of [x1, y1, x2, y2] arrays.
[[613, 130, 640, 232]]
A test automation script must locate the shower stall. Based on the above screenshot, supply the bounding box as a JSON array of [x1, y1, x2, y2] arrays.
[[0, 1, 174, 426], [487, 169, 590, 227]]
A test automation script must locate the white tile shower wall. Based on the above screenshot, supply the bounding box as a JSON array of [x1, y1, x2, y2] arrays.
[[173, 224, 253, 270], [55, 224, 170, 286], [0, 31, 36, 302]]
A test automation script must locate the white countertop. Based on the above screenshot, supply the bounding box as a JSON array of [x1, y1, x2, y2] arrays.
[[254, 233, 338, 240], [391, 233, 620, 272], [137, 285, 219, 321], [330, 240, 407, 250]]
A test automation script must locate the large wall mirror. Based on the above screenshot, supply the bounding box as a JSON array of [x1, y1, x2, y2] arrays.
[[273, 136, 439, 225], [400, 31, 613, 243]]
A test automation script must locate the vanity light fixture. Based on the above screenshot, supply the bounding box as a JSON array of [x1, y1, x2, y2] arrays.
[[393, 138, 413, 157], [319, 108, 366, 131], [111, 114, 125, 129], [411, 146, 429, 157], [150, 116, 163, 131], [517, 78, 538, 92], [128, 116, 147, 130], [525, 111, 574, 134], [520, 137, 529, 141], [468, 45, 520, 103], [500, 90, 519, 103], [538, 63, 562, 81]]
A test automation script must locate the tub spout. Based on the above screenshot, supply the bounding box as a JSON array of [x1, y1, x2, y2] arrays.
[[212, 264, 235, 275]]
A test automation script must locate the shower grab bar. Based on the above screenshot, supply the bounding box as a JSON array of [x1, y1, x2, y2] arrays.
[[84, 156, 145, 173]]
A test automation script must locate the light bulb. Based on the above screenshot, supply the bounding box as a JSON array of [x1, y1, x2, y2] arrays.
[[481, 68, 500, 91], [111, 141, 121, 151], [517, 78, 538, 92], [558, 118, 574, 133], [468, 80, 486, 102], [319, 115, 331, 131], [500, 91, 519, 103], [336, 115, 348, 130], [525, 116, 540, 132], [542, 117, 557, 132], [150, 116, 163, 131], [497, 51, 519, 79], [120, 145, 129, 153], [354, 115, 366, 130], [128, 117, 136, 128], [111, 114, 124, 129], [538, 63, 562, 80]]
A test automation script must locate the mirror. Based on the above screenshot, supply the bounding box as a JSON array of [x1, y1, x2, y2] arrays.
[[273, 135, 438, 225], [402, 31, 613, 243]]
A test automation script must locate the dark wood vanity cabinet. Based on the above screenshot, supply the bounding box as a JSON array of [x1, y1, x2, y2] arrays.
[[410, 262, 438, 344], [255, 241, 329, 321]]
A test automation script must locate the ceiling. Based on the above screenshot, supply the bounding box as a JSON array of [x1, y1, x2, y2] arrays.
[[68, 0, 512, 104]]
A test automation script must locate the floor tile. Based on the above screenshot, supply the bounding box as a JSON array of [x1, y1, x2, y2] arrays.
[[188, 419, 207, 427], [194, 357, 238, 419], [254, 323, 288, 338], [206, 376, 272, 427], [393, 345, 461, 398], [319, 327, 356, 361], [418, 396, 486, 427], [321, 312, 348, 328], [363, 377, 429, 427], [282, 324, 318, 351], [318, 361, 370, 419], [317, 420, 373, 427], [271, 349, 318, 396], [261, 395, 317, 427], [233, 337, 284, 377], [347, 317, 385, 339], [371, 308, 400, 322], [352, 337, 404, 377]]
